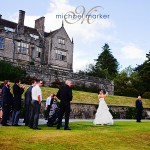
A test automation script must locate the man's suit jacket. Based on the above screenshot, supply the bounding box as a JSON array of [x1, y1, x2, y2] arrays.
[[13, 83, 24, 111], [25, 86, 33, 105], [2, 86, 13, 106], [57, 84, 73, 102], [136, 99, 143, 111]]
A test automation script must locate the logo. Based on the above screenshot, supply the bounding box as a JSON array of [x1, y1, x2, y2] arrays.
[[56, 6, 110, 24]]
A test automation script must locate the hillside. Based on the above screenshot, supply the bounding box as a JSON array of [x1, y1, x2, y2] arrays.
[[0, 82, 150, 108], [40, 86, 150, 108]]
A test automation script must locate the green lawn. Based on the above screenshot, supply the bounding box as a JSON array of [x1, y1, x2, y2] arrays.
[[41, 86, 150, 108], [0, 81, 150, 108], [0, 121, 150, 150]]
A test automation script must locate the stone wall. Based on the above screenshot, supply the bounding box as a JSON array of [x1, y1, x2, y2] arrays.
[[70, 103, 150, 119], [40, 102, 150, 119], [15, 64, 114, 95]]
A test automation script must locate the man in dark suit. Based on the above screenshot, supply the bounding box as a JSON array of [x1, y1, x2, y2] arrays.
[[12, 79, 25, 126], [56, 80, 73, 130], [135, 95, 143, 122], [1, 80, 13, 126], [24, 80, 36, 126]]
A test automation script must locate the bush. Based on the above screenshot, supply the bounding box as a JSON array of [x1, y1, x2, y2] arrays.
[[24, 76, 37, 85], [73, 84, 98, 93], [0, 60, 26, 82], [50, 80, 64, 88], [115, 87, 139, 97], [126, 107, 136, 119], [142, 92, 150, 99], [125, 87, 139, 97]]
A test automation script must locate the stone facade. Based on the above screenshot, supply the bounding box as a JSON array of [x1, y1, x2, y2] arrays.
[[14, 63, 114, 94], [0, 10, 114, 94], [70, 103, 150, 119], [0, 10, 73, 71], [40, 102, 150, 119]]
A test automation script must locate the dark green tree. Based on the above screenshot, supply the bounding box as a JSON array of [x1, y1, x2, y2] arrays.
[[0, 60, 26, 82], [114, 67, 139, 97], [94, 43, 119, 79], [135, 50, 150, 93]]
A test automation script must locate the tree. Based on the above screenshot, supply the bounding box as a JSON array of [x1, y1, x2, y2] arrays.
[[135, 50, 150, 93], [0, 60, 26, 82], [114, 67, 139, 97], [94, 43, 119, 79]]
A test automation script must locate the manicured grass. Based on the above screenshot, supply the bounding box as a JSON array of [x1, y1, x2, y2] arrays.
[[0, 121, 150, 150], [0, 81, 150, 107], [40, 86, 150, 108]]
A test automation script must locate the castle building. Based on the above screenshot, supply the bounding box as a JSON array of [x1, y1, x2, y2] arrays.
[[0, 10, 74, 71], [0, 10, 114, 94]]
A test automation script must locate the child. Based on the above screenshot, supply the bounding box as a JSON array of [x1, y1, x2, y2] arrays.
[[47, 95, 59, 126]]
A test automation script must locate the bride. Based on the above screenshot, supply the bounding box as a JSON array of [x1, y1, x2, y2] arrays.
[[93, 89, 113, 125]]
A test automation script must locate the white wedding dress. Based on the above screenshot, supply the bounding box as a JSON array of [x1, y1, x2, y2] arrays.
[[93, 98, 113, 125]]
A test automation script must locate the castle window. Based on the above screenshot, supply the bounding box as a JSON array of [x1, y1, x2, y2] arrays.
[[18, 42, 21, 53], [31, 47, 34, 59], [36, 47, 41, 58], [55, 49, 67, 61], [22, 42, 29, 54], [4, 27, 15, 32], [0, 37, 4, 49], [58, 38, 65, 45], [17, 41, 29, 54], [30, 34, 39, 40]]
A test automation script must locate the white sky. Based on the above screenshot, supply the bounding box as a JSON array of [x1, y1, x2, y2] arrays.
[[0, 0, 149, 72]]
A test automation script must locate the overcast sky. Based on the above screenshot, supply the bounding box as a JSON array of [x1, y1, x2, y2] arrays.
[[0, 0, 150, 72]]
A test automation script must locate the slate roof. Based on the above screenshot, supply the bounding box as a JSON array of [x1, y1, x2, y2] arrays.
[[0, 18, 39, 36], [0, 18, 72, 42]]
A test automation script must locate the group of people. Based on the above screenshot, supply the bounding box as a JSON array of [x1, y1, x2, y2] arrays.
[[0, 79, 25, 126], [0, 78, 144, 130], [0, 79, 43, 129], [0, 79, 73, 130]]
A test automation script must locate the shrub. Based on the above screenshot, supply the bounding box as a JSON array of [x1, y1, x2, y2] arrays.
[[124, 87, 139, 97], [24, 76, 37, 85], [142, 92, 150, 99], [0, 60, 26, 82], [73, 84, 98, 93], [126, 107, 136, 119], [50, 80, 64, 88]]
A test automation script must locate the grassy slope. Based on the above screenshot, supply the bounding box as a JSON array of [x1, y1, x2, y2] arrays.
[[0, 81, 150, 108], [41, 86, 150, 108], [0, 121, 150, 150]]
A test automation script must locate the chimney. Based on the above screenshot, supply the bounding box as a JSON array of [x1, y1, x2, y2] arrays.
[[17, 10, 25, 34], [35, 17, 45, 38], [18, 10, 25, 26], [0, 15, 2, 19]]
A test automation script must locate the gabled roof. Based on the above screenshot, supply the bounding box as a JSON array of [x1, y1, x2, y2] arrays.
[[0, 18, 17, 29], [0, 18, 39, 36], [24, 26, 39, 35], [0, 18, 72, 42], [44, 28, 60, 37], [44, 26, 72, 43]]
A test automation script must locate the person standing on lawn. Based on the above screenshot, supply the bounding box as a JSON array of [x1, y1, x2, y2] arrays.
[[56, 80, 73, 130], [12, 79, 25, 126], [135, 95, 143, 122], [1, 80, 13, 126], [24, 80, 37, 126], [29, 80, 43, 130]]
